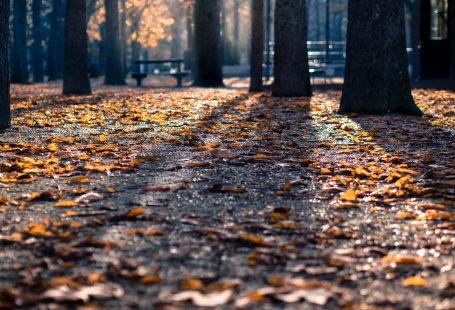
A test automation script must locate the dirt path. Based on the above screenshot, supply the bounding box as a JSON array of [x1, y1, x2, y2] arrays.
[[0, 84, 454, 309]]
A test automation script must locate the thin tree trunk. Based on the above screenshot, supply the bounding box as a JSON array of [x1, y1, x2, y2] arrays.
[[184, 6, 194, 71], [63, 0, 91, 95], [48, 0, 65, 81], [32, 0, 44, 83], [233, 0, 240, 44], [249, 0, 264, 92], [272, 0, 311, 97], [0, 1, 11, 129], [104, 0, 125, 85], [120, 0, 127, 77], [11, 0, 29, 84], [450, 0, 455, 89], [193, 0, 223, 87], [340, 0, 422, 115]]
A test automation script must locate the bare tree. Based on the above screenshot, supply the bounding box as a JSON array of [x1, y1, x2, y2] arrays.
[[0, 0, 10, 128], [48, 0, 65, 81], [104, 0, 125, 85], [272, 0, 311, 97], [193, 0, 223, 87], [249, 0, 264, 92], [63, 0, 92, 95], [340, 0, 422, 115], [32, 0, 45, 83], [11, 0, 29, 84]]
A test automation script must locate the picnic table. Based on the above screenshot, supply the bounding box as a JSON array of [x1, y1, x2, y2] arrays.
[[132, 59, 190, 87]]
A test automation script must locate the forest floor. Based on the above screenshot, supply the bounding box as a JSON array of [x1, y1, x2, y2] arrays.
[[0, 79, 454, 309]]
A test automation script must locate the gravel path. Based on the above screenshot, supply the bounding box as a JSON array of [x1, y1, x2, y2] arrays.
[[0, 85, 453, 309]]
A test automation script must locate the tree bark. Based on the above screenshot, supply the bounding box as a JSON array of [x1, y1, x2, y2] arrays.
[[272, 0, 311, 97], [450, 0, 455, 89], [48, 0, 65, 81], [11, 0, 29, 84], [120, 0, 127, 76], [0, 1, 11, 129], [32, 0, 45, 83], [340, 0, 422, 115], [193, 0, 223, 87], [63, 0, 92, 95], [104, 0, 125, 85], [233, 0, 240, 44], [249, 0, 264, 92]]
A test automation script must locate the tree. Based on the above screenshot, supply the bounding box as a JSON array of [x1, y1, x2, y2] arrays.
[[272, 0, 311, 97], [11, 0, 29, 84], [0, 0, 11, 129], [450, 0, 455, 89], [249, 0, 264, 92], [193, 0, 223, 87], [340, 0, 422, 115], [63, 0, 92, 95], [48, 0, 65, 81], [32, 0, 45, 83], [104, 0, 125, 85]]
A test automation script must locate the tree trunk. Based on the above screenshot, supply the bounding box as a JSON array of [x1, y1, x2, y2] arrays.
[[48, 0, 65, 81], [63, 0, 91, 95], [32, 0, 44, 83], [171, 4, 183, 58], [104, 0, 125, 85], [120, 0, 127, 76], [249, 0, 264, 92], [0, 1, 11, 129], [184, 5, 195, 71], [340, 0, 422, 115], [11, 0, 29, 84], [450, 0, 455, 89], [193, 0, 223, 87], [233, 0, 240, 44], [272, 0, 311, 97]]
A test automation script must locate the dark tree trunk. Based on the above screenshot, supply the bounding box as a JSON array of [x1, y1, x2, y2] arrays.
[[63, 0, 91, 95], [32, 0, 44, 83], [0, 1, 11, 129], [11, 0, 29, 84], [170, 4, 183, 58], [249, 0, 264, 92], [120, 0, 127, 76], [450, 0, 455, 89], [340, 0, 422, 115], [272, 0, 311, 97], [48, 0, 65, 81], [184, 6, 195, 71], [233, 0, 240, 44], [104, 0, 125, 85], [193, 0, 223, 87]]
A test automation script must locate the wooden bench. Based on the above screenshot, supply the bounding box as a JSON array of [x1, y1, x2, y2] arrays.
[[132, 59, 190, 87]]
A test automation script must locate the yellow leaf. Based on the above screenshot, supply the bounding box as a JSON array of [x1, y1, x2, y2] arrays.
[[181, 278, 204, 291], [381, 255, 423, 265], [140, 275, 161, 284], [68, 175, 90, 183], [46, 143, 59, 152], [402, 276, 426, 287], [126, 207, 145, 218], [320, 168, 332, 175], [340, 189, 357, 202], [54, 200, 78, 208], [106, 186, 116, 193]]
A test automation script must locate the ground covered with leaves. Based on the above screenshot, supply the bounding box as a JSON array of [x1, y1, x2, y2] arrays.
[[0, 81, 454, 309]]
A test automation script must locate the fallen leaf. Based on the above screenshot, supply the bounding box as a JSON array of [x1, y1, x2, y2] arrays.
[[170, 289, 233, 307]]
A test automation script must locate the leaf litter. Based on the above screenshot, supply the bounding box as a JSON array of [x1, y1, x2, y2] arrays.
[[0, 83, 453, 309]]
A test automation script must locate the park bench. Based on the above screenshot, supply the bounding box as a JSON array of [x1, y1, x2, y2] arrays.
[[132, 59, 190, 87]]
